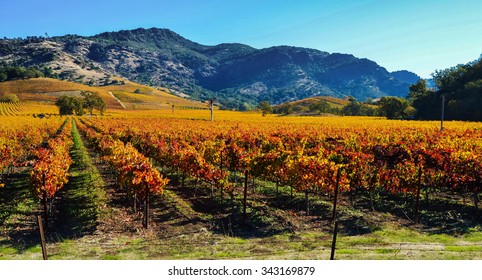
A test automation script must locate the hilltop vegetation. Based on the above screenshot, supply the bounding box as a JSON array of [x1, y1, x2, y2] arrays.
[[273, 95, 412, 119], [409, 56, 482, 121], [0, 28, 419, 109], [0, 64, 56, 82]]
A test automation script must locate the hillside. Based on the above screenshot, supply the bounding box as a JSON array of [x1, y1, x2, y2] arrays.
[[0, 28, 420, 109], [281, 96, 349, 109], [0, 78, 207, 110], [391, 70, 421, 85]]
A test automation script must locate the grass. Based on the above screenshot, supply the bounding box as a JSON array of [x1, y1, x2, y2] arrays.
[[3, 216, 482, 259], [0, 118, 109, 259], [0, 167, 40, 253], [53, 119, 107, 236], [445, 245, 482, 252]]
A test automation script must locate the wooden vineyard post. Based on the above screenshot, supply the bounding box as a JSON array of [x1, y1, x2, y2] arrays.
[[134, 193, 137, 214], [210, 182, 214, 198], [369, 168, 378, 212], [219, 150, 224, 202], [143, 192, 149, 229], [330, 221, 339, 260], [474, 191, 479, 210], [290, 186, 293, 203], [37, 215, 48, 260], [332, 168, 341, 223], [252, 176, 256, 194], [330, 167, 342, 260], [42, 189, 48, 232], [243, 170, 249, 223], [414, 166, 422, 224]]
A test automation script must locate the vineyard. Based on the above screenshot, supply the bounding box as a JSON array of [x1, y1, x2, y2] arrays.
[[1, 111, 482, 259], [0, 102, 59, 116]]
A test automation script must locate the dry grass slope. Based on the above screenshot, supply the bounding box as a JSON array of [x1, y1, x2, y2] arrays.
[[287, 96, 350, 108], [104, 81, 208, 110], [0, 78, 207, 111]]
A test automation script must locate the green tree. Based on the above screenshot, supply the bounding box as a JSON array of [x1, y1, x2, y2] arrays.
[[24, 67, 43, 79], [410, 57, 482, 121], [308, 99, 330, 114], [55, 95, 84, 116], [342, 98, 362, 116], [359, 104, 376, 116], [408, 79, 429, 101], [257, 101, 272, 116], [378, 96, 410, 119], [274, 102, 293, 115], [81, 91, 106, 115]]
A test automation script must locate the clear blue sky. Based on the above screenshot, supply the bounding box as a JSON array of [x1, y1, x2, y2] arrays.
[[1, 0, 481, 78]]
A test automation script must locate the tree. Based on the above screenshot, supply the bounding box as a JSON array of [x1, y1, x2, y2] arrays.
[[408, 79, 429, 101], [410, 58, 482, 121], [342, 98, 362, 116], [359, 104, 376, 116], [81, 91, 106, 115], [309, 99, 330, 114], [274, 103, 293, 115], [55, 95, 83, 116], [24, 67, 43, 79], [378, 97, 410, 119], [257, 101, 272, 116]]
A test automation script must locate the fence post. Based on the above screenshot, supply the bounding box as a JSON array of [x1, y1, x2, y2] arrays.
[[330, 221, 339, 260], [37, 215, 48, 260], [143, 192, 149, 229], [330, 167, 342, 260], [243, 170, 248, 223]]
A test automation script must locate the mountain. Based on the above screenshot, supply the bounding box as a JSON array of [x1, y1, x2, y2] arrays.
[[391, 70, 421, 86], [0, 28, 418, 109]]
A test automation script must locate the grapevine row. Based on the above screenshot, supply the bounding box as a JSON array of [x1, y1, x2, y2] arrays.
[[30, 118, 74, 225], [0, 116, 64, 188], [76, 119, 168, 228], [81, 117, 482, 223]]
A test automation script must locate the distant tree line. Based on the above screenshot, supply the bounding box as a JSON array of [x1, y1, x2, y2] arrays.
[[0, 64, 57, 82], [273, 54, 482, 121], [409, 56, 482, 121], [55, 91, 106, 116], [272, 96, 414, 119]]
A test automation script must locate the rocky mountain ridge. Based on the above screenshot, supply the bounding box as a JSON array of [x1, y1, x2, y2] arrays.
[[0, 28, 420, 109]]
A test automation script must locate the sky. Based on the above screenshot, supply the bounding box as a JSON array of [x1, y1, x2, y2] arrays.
[[1, 0, 482, 78]]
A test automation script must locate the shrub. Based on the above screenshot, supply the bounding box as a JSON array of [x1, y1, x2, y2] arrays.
[[0, 93, 19, 103]]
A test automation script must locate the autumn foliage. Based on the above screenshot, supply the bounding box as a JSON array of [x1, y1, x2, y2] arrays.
[[30, 119, 73, 199]]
